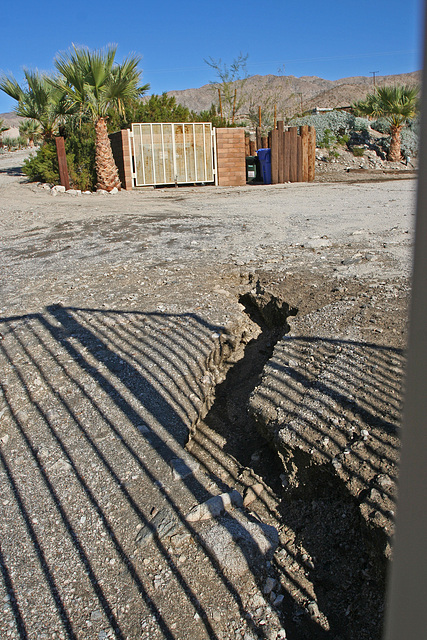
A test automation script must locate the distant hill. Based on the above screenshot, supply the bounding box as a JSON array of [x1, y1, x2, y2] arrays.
[[166, 71, 420, 119], [0, 112, 24, 128], [1, 71, 420, 130]]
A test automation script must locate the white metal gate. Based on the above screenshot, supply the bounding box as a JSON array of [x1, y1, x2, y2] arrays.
[[131, 122, 216, 187]]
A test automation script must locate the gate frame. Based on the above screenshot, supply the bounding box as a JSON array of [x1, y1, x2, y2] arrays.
[[129, 122, 217, 188]]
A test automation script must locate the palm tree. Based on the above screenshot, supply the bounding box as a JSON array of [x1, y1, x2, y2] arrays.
[[53, 44, 146, 191], [19, 119, 41, 147], [0, 70, 67, 141], [353, 85, 418, 161], [0, 118, 9, 149]]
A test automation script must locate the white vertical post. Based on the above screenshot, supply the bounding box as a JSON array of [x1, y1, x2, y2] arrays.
[[202, 124, 208, 182], [193, 123, 198, 182], [161, 123, 166, 184], [172, 124, 177, 184], [128, 128, 136, 188], [150, 123, 156, 186], [139, 124, 146, 186], [213, 127, 218, 186], [183, 124, 188, 183]]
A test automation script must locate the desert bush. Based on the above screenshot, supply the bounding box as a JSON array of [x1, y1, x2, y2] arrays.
[[328, 149, 340, 160], [370, 115, 419, 159], [290, 111, 356, 144], [352, 147, 365, 157], [370, 117, 389, 133], [2, 136, 27, 150], [23, 124, 97, 190], [317, 128, 336, 148], [399, 128, 419, 158], [353, 117, 370, 131], [337, 134, 350, 145], [22, 141, 61, 183]]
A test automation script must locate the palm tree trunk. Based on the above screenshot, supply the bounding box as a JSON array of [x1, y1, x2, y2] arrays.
[[95, 117, 121, 191], [388, 125, 402, 162]]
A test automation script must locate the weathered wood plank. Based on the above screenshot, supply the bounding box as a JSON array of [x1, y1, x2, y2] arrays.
[[55, 137, 70, 190], [284, 130, 290, 182], [297, 135, 303, 182], [308, 126, 316, 182], [256, 126, 262, 151], [300, 125, 309, 181], [271, 129, 279, 184], [277, 121, 284, 183], [289, 127, 298, 182]]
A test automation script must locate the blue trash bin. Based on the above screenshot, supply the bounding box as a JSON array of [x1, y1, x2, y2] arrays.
[[257, 148, 272, 185]]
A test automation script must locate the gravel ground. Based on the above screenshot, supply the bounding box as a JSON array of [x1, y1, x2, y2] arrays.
[[0, 149, 416, 640]]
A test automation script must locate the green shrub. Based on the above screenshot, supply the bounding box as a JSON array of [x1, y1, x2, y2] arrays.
[[2, 136, 27, 151], [290, 110, 356, 143], [66, 124, 96, 191], [352, 146, 365, 157], [353, 117, 370, 131], [22, 141, 61, 183], [337, 134, 350, 146], [328, 149, 340, 160], [318, 128, 336, 148], [22, 124, 97, 190], [370, 117, 389, 133]]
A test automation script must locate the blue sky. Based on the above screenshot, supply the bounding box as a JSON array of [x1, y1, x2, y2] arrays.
[[0, 0, 423, 114]]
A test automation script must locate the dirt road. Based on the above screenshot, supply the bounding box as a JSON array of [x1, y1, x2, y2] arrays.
[[0, 150, 415, 640]]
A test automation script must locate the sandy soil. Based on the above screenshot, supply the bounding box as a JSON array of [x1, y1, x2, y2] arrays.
[[0, 149, 416, 640]]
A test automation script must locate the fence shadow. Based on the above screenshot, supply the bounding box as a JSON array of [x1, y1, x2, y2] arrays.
[[249, 333, 404, 639], [0, 304, 280, 640]]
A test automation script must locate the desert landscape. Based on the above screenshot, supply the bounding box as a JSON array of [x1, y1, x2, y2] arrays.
[[0, 137, 415, 639]]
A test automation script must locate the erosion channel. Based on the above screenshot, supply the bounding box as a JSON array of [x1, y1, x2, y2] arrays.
[[189, 279, 395, 640], [0, 152, 411, 640]]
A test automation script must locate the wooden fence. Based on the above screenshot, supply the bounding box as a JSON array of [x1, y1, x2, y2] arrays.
[[245, 123, 316, 183]]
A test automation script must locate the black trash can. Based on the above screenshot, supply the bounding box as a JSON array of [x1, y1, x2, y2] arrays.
[[246, 156, 260, 183]]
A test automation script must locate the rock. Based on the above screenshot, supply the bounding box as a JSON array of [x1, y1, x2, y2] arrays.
[[243, 483, 264, 507], [186, 490, 243, 522], [304, 237, 332, 249], [273, 594, 284, 607], [170, 532, 191, 547], [136, 423, 150, 434], [90, 610, 102, 622], [170, 456, 199, 481], [307, 601, 320, 619], [52, 185, 66, 193], [65, 189, 82, 196], [96, 189, 108, 195], [263, 577, 277, 595], [197, 510, 279, 579], [135, 507, 180, 546], [342, 254, 362, 265], [109, 187, 119, 195], [51, 458, 72, 472], [251, 593, 267, 608], [376, 474, 393, 488], [0, 433, 9, 445]]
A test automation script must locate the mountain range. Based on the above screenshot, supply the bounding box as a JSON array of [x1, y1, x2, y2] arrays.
[[0, 71, 420, 131], [167, 71, 420, 119]]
